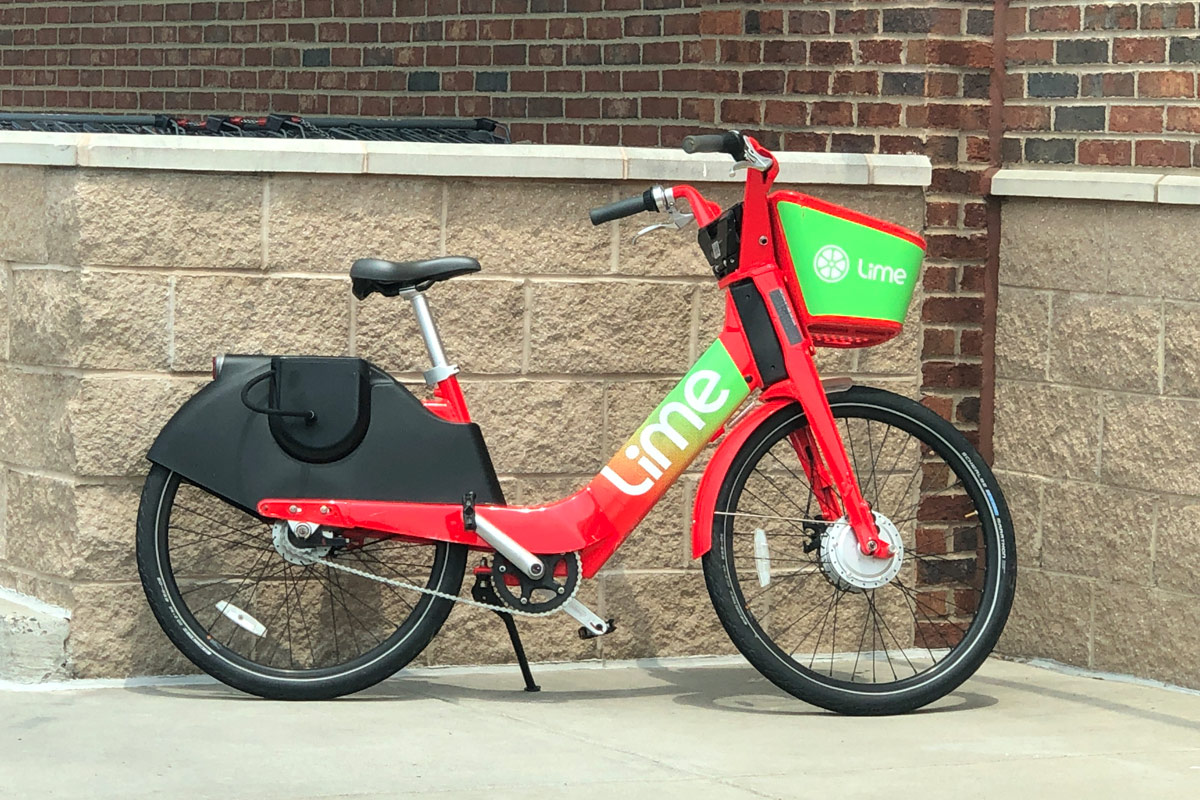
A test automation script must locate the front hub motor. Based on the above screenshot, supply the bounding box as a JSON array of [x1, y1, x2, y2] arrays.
[[819, 512, 904, 592]]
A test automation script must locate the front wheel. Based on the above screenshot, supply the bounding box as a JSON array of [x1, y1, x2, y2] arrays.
[[702, 386, 1016, 715]]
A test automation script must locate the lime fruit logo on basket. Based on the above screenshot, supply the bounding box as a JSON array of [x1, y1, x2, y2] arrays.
[[813, 245, 851, 283]]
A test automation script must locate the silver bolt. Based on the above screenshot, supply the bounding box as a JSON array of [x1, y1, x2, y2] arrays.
[[557, 587, 565, 594], [758, 235, 768, 245], [296, 524, 312, 538], [530, 563, 544, 577], [288, 505, 301, 514], [520, 597, 528, 605], [498, 565, 506, 573], [319, 505, 330, 515]]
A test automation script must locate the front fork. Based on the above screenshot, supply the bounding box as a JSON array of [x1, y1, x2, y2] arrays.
[[746, 273, 891, 560], [775, 351, 890, 559]]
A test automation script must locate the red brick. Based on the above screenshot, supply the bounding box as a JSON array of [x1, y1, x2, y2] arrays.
[[923, 297, 983, 324], [787, 70, 829, 94], [927, 233, 987, 260], [960, 330, 984, 358], [1078, 139, 1132, 165], [742, 70, 785, 94], [744, 9, 784, 35], [928, 39, 991, 68], [857, 102, 901, 127], [763, 40, 806, 64], [789, 10, 830, 35], [926, 72, 960, 97], [1141, 3, 1197, 29], [1005, 105, 1051, 131], [1029, 5, 1081, 31], [963, 203, 987, 228], [1114, 37, 1166, 62], [1110, 105, 1165, 132], [809, 41, 853, 65], [1138, 70, 1196, 98], [926, 202, 959, 228], [1166, 105, 1200, 132], [923, 328, 957, 357], [831, 70, 878, 95], [720, 98, 760, 124], [923, 266, 958, 293], [922, 362, 982, 390], [834, 9, 878, 34], [810, 100, 853, 126], [764, 99, 807, 126], [699, 10, 741, 35], [966, 136, 990, 163], [1135, 139, 1192, 167], [859, 39, 903, 64]]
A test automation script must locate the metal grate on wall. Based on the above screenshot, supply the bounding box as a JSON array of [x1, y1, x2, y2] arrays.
[[0, 113, 510, 144]]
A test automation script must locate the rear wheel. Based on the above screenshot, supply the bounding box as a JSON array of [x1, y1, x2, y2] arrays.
[[136, 465, 466, 699], [702, 386, 1015, 715]]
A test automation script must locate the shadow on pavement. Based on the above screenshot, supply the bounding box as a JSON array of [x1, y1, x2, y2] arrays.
[[126, 662, 997, 717]]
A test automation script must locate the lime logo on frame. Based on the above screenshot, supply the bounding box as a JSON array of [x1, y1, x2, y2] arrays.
[[813, 244, 850, 283], [600, 369, 732, 497]]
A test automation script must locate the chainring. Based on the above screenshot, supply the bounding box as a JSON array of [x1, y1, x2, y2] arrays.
[[492, 552, 580, 613]]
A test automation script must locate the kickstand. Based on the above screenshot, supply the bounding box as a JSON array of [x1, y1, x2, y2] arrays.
[[496, 611, 540, 693], [471, 571, 540, 693]]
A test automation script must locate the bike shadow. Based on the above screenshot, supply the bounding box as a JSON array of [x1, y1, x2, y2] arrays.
[[127, 661, 998, 717]]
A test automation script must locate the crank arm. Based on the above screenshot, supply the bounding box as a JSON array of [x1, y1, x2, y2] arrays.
[[562, 598, 611, 638]]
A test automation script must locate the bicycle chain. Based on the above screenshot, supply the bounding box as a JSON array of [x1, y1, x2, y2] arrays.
[[310, 551, 581, 619]]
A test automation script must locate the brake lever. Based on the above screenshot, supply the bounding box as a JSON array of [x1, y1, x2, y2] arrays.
[[631, 186, 695, 244], [632, 209, 695, 243], [729, 138, 775, 176]]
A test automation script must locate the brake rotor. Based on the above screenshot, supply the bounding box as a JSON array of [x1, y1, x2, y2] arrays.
[[492, 552, 580, 613]]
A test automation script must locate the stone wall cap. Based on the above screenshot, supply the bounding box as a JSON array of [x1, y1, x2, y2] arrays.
[[992, 167, 1200, 206], [0, 131, 932, 187], [0, 587, 70, 620]]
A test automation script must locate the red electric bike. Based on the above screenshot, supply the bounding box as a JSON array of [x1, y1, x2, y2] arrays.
[[137, 131, 1015, 715]]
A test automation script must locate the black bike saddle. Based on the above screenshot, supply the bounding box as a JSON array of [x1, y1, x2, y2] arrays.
[[350, 256, 481, 299]]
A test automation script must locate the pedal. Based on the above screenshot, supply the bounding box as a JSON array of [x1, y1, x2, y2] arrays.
[[562, 597, 612, 638], [578, 618, 617, 640]]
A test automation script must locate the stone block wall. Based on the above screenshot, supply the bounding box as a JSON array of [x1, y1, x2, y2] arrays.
[[993, 196, 1200, 689], [1006, 1, 1200, 166], [0, 161, 924, 678]]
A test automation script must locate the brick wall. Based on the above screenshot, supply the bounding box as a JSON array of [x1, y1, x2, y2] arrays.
[[0, 1, 996, 446], [1006, 1, 1200, 166]]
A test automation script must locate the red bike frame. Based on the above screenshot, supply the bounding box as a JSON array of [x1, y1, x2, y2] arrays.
[[259, 136, 891, 579]]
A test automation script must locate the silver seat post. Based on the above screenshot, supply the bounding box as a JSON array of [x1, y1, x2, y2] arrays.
[[404, 290, 459, 387]]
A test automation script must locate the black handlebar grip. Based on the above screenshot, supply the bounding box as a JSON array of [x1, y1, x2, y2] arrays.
[[681, 131, 746, 160], [589, 189, 657, 225]]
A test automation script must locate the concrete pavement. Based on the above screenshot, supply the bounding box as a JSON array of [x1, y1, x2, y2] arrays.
[[1, 656, 1198, 799]]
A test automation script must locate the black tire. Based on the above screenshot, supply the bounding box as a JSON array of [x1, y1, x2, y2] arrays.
[[702, 386, 1016, 715], [136, 465, 467, 700]]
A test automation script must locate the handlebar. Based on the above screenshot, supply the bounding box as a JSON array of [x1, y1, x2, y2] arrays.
[[589, 188, 658, 226], [681, 131, 746, 161]]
